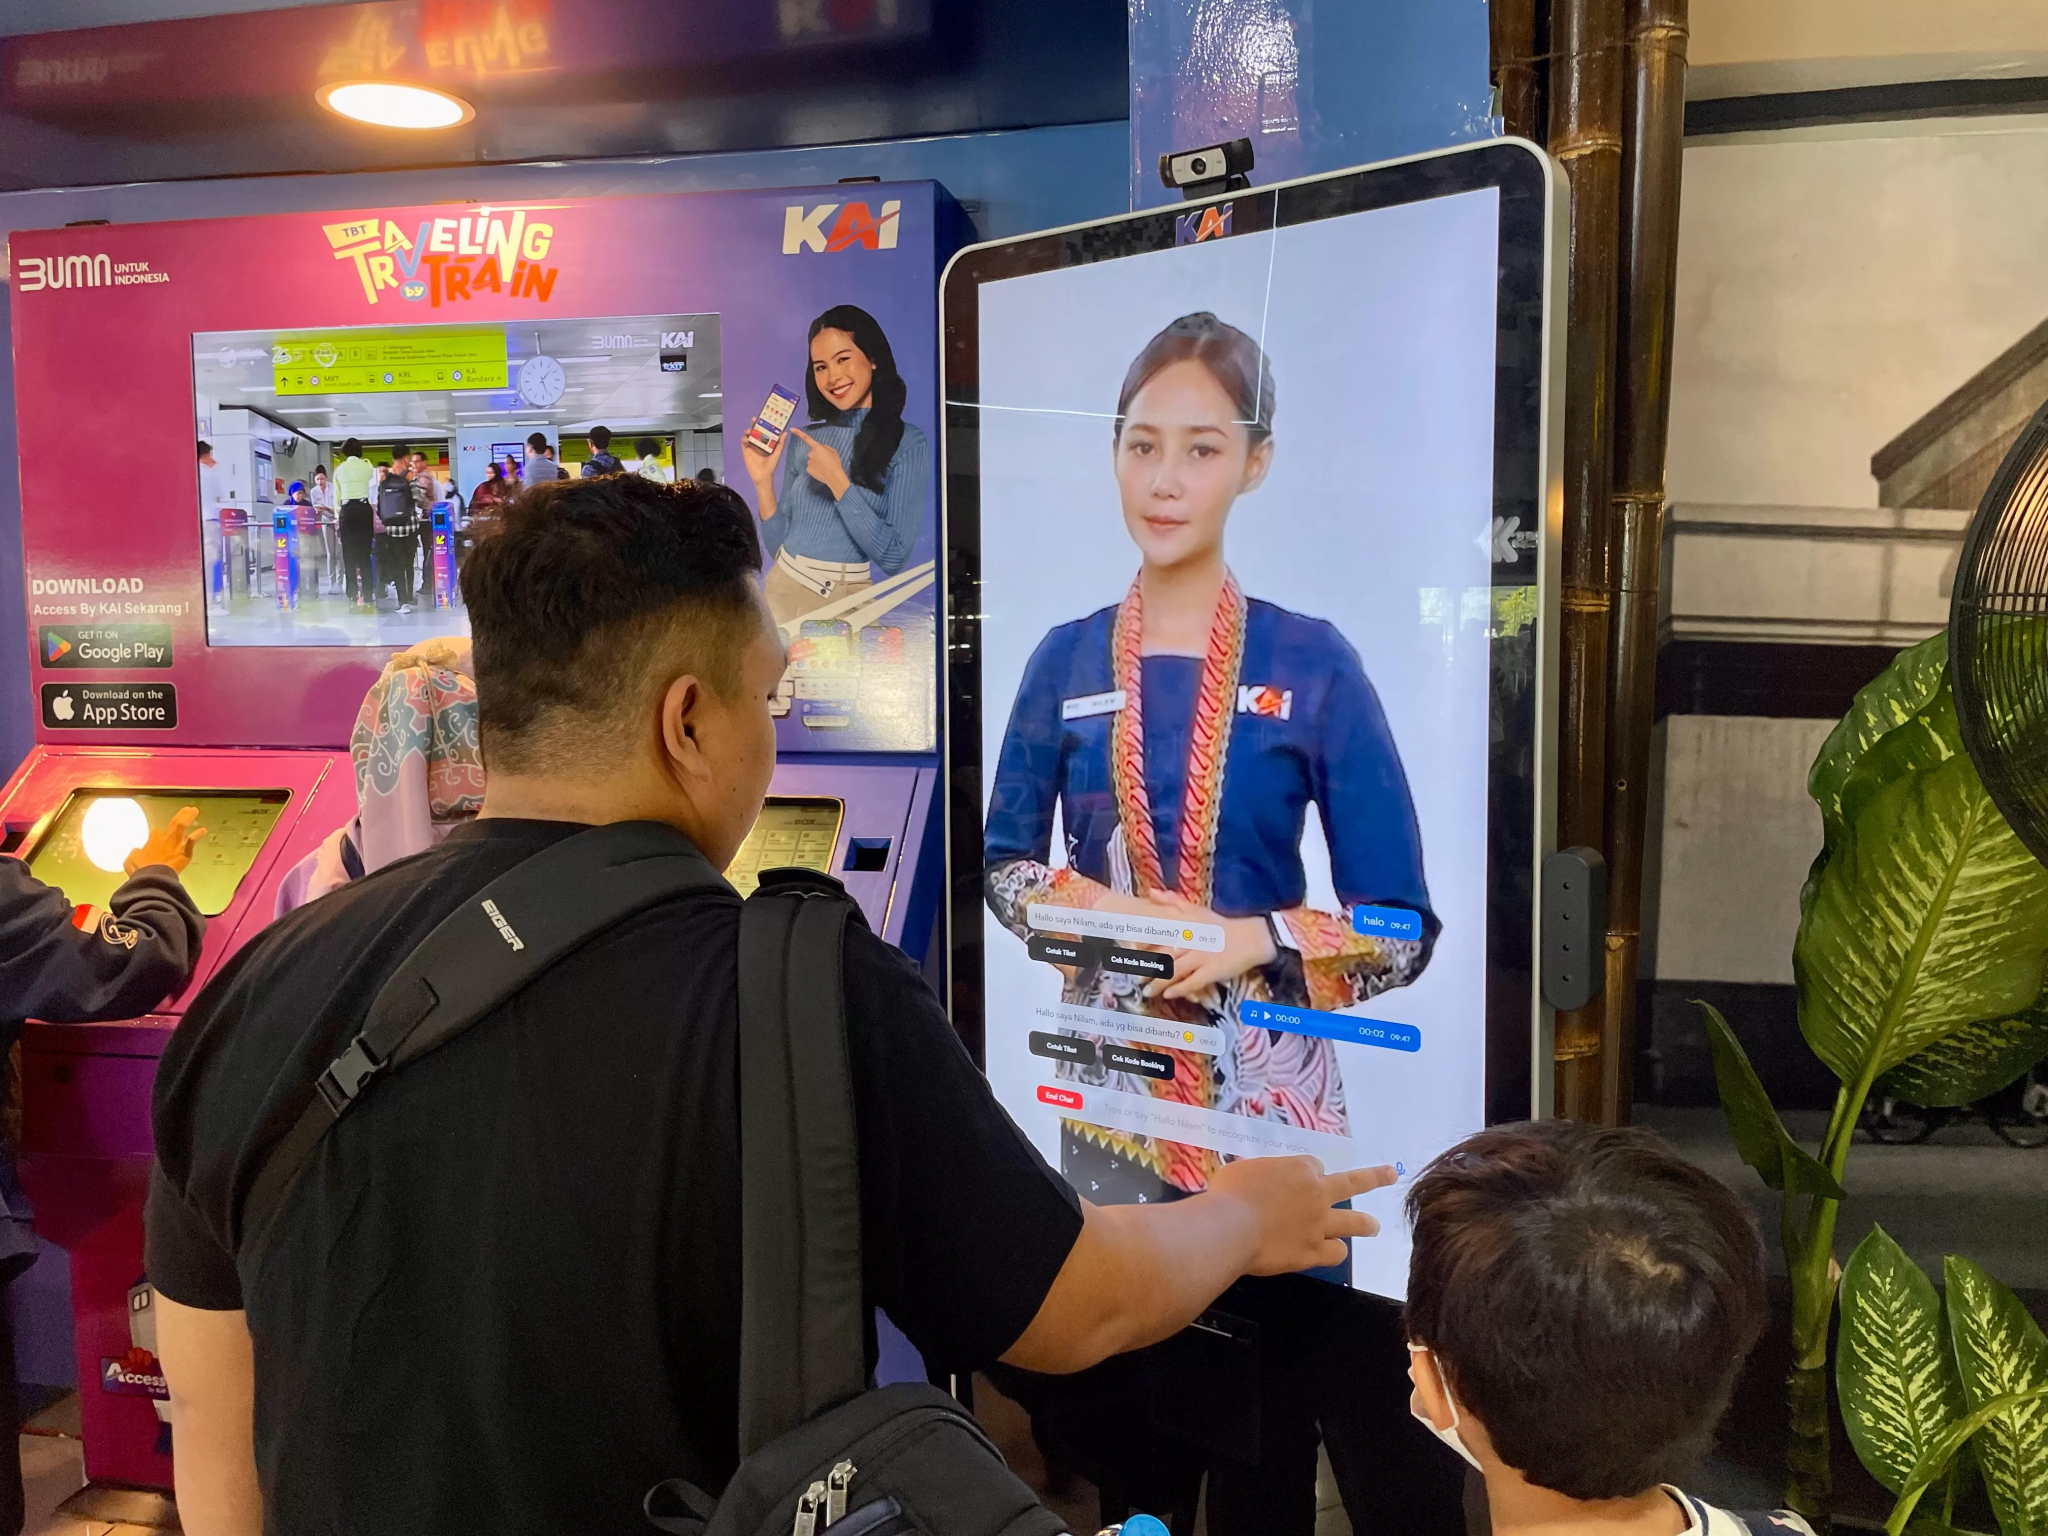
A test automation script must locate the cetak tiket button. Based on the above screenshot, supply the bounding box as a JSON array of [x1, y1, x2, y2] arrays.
[[1029, 1031, 1099, 1066]]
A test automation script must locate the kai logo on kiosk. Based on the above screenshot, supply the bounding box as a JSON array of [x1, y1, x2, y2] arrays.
[[323, 208, 560, 307], [782, 201, 903, 255]]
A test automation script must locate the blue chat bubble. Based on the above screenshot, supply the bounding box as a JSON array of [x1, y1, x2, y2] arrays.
[[1238, 1000, 1420, 1052], [1351, 904, 1424, 941]]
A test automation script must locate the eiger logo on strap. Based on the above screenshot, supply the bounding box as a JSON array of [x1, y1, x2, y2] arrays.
[[482, 899, 525, 952], [782, 200, 902, 254]]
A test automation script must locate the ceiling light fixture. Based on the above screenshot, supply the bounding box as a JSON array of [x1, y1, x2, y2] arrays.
[[317, 81, 474, 130]]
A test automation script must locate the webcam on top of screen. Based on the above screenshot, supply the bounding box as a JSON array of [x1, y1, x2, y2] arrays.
[[1159, 139, 1254, 200]]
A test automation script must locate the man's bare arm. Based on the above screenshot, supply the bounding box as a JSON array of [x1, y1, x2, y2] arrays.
[[155, 1296, 261, 1536], [1001, 1156, 1394, 1374]]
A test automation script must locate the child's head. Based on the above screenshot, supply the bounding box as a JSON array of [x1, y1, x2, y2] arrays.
[[1403, 1121, 1766, 1500]]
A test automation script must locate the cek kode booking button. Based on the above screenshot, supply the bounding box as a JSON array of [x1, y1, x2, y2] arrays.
[[1102, 1044, 1176, 1081], [1029, 1031, 1099, 1066], [1103, 945, 1173, 980], [42, 682, 177, 731]]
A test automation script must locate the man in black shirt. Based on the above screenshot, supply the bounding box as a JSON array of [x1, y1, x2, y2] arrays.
[[146, 475, 1389, 1536]]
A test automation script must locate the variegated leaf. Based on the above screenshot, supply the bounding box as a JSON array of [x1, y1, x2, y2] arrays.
[[1809, 632, 1950, 854], [1839, 1227, 1966, 1495], [1879, 1001, 2048, 1109], [1797, 739, 2048, 1085], [1944, 1255, 2048, 1536]]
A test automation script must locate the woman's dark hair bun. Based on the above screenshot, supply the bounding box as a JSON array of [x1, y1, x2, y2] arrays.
[[1115, 311, 1274, 446], [805, 304, 907, 494]]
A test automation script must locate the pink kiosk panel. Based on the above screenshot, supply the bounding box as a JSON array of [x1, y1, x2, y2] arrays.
[[5, 185, 948, 1494]]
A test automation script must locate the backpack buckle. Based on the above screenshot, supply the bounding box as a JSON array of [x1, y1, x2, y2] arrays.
[[315, 1036, 386, 1116]]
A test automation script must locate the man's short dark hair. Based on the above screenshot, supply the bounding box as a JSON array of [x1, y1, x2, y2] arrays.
[[343, 438, 363, 458], [197, 440, 211, 459], [695, 466, 719, 485], [526, 432, 551, 454], [1404, 1121, 1767, 1500], [459, 474, 765, 774], [313, 464, 328, 477], [635, 436, 660, 460], [391, 442, 411, 462], [589, 425, 612, 451]]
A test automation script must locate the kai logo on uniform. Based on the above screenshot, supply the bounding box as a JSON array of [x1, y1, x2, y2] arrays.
[[782, 201, 903, 255], [323, 208, 559, 306], [1175, 204, 1234, 246]]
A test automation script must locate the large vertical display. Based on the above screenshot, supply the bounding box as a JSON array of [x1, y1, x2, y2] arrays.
[[943, 143, 1561, 1299], [5, 183, 952, 1503]]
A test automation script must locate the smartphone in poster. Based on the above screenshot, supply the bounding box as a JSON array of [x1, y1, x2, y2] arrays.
[[970, 187, 1505, 1299], [743, 384, 802, 456]]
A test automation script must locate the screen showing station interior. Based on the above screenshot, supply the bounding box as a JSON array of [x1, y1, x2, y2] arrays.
[[26, 790, 292, 917], [724, 797, 844, 897], [971, 188, 1503, 1299], [193, 313, 722, 648]]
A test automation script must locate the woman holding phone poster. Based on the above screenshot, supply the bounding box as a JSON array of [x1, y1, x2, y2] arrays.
[[743, 304, 931, 638], [983, 311, 1436, 1207]]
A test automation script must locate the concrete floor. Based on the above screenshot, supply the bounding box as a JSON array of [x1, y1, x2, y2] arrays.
[[1640, 1103, 2048, 1289]]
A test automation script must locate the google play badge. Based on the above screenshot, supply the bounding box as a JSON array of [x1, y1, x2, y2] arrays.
[[43, 633, 71, 664]]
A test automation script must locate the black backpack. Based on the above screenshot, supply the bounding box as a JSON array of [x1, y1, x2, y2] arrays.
[[239, 821, 1070, 1536]]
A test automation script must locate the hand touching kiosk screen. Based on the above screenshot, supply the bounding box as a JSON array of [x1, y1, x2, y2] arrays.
[[943, 143, 1561, 1299]]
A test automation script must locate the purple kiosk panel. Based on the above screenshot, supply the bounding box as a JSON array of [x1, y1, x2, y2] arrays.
[[5, 182, 956, 1499]]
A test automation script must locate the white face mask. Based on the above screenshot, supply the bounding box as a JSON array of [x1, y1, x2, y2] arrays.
[[1407, 1344, 1484, 1472]]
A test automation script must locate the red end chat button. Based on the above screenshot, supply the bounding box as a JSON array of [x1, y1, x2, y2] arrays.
[[1037, 1085, 1084, 1110]]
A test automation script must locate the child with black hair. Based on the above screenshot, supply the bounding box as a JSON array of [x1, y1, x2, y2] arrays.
[[1404, 1121, 1815, 1536]]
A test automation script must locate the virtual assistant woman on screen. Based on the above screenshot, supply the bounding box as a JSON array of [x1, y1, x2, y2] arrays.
[[742, 304, 932, 659], [983, 311, 1437, 1206]]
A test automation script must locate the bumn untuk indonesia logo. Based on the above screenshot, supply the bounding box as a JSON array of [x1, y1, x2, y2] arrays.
[[324, 207, 560, 306]]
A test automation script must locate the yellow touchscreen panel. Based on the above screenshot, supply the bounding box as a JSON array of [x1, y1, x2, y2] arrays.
[[25, 789, 291, 917], [723, 797, 842, 896]]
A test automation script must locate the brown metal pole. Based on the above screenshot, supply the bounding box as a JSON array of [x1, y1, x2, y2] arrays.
[[1490, 0, 1548, 141], [1547, 0, 1625, 1119], [1601, 0, 1690, 1124]]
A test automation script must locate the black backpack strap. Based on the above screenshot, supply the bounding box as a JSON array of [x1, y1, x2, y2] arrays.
[[238, 820, 729, 1246], [736, 870, 868, 1457]]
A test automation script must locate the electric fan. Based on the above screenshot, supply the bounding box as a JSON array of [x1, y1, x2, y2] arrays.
[[1951, 395, 2048, 866]]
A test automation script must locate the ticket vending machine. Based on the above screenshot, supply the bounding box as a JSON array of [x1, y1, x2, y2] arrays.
[[941, 141, 1562, 1521], [5, 181, 955, 1511]]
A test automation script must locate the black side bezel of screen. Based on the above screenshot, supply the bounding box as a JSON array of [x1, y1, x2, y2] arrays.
[[941, 142, 1550, 1123]]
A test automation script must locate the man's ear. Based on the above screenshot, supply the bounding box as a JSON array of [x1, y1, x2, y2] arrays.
[[1241, 436, 1274, 495], [659, 673, 709, 781]]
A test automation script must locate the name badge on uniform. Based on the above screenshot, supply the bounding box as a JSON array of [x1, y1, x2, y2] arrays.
[[1237, 684, 1293, 720], [1062, 689, 1127, 721]]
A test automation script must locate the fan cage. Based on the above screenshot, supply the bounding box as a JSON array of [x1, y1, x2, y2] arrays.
[[1951, 395, 2048, 869]]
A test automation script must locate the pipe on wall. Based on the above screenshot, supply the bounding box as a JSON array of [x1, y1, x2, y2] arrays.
[[1545, 0, 1626, 1118], [1601, 0, 1690, 1124]]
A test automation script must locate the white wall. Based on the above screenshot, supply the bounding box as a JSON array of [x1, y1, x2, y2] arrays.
[[1668, 116, 2048, 513]]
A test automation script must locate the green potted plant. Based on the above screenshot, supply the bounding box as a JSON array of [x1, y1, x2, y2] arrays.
[[1702, 632, 2048, 1528], [1836, 1225, 2048, 1536]]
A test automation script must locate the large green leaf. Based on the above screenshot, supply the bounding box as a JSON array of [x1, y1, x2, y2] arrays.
[[1796, 711, 2048, 1086], [1879, 1001, 2048, 1108], [1700, 1003, 1846, 1198], [1840, 1227, 1969, 1495], [1944, 1255, 2048, 1536], [1810, 633, 1951, 853]]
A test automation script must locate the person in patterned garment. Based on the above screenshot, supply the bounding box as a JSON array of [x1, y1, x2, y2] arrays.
[[983, 311, 1435, 1226], [1405, 1122, 1817, 1536]]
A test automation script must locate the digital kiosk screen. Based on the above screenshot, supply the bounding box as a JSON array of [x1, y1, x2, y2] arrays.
[[192, 313, 721, 650], [944, 145, 1556, 1299], [724, 797, 844, 897], [26, 789, 292, 917]]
